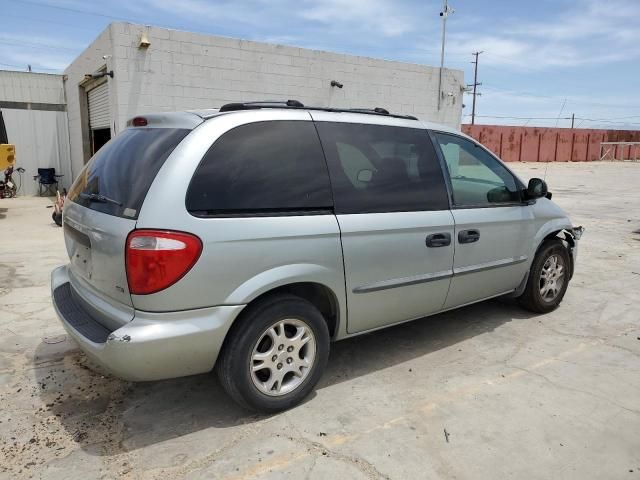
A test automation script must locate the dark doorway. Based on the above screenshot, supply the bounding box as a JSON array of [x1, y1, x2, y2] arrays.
[[0, 110, 8, 144], [91, 128, 111, 155]]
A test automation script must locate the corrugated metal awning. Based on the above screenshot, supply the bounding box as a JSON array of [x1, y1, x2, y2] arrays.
[[87, 82, 110, 130]]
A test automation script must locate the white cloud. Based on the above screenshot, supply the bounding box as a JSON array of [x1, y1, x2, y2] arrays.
[[137, 0, 265, 26], [140, 0, 420, 38], [299, 0, 416, 37], [448, 0, 640, 71]]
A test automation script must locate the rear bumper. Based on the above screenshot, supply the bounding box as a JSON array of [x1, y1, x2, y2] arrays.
[[51, 265, 245, 381]]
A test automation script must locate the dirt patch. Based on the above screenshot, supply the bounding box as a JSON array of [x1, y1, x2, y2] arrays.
[[0, 351, 132, 477]]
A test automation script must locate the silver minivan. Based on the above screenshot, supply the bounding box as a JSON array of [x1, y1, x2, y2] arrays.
[[51, 101, 583, 411]]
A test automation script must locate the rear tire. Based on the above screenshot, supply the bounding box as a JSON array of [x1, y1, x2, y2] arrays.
[[518, 238, 571, 313], [216, 294, 330, 412]]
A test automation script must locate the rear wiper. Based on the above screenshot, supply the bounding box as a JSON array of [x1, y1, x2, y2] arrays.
[[79, 192, 122, 206]]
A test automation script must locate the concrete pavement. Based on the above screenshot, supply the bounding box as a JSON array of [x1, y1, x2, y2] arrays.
[[1, 162, 639, 479]]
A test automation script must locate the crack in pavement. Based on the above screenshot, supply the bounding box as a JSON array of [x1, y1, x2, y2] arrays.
[[288, 435, 392, 480], [507, 364, 640, 416], [145, 422, 264, 479]]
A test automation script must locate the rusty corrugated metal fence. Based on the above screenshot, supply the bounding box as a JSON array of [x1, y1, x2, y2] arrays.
[[462, 125, 640, 162]]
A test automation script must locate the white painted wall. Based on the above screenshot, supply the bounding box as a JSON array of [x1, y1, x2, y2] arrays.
[[0, 71, 65, 104], [110, 23, 463, 128], [64, 22, 464, 183], [0, 70, 70, 195], [2, 109, 71, 196]]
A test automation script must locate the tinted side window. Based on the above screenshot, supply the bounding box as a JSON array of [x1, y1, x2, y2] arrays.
[[433, 133, 521, 206], [315, 122, 449, 214], [186, 121, 333, 215]]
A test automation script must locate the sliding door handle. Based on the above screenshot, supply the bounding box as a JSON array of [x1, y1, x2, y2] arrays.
[[458, 229, 480, 244], [426, 232, 451, 248]]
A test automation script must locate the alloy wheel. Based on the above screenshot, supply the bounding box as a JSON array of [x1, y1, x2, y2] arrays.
[[250, 318, 316, 396], [539, 254, 566, 302]]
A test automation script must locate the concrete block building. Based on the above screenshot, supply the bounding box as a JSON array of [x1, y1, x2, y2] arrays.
[[0, 22, 464, 192], [64, 22, 464, 179]]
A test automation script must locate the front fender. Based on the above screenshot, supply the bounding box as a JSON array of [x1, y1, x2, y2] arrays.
[[531, 218, 574, 257], [529, 198, 575, 256]]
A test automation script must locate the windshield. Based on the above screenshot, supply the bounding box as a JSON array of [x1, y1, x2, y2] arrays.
[[68, 128, 189, 219]]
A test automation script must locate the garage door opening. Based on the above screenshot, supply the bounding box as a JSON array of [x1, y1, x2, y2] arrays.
[[87, 81, 111, 156], [91, 127, 111, 155]]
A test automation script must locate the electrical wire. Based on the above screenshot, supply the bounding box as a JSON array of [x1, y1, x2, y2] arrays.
[[0, 38, 78, 52], [2, 13, 100, 32], [462, 114, 640, 127], [0, 61, 59, 72], [12, 0, 124, 21]]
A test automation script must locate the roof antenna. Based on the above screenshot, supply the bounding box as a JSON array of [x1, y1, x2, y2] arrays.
[[544, 97, 567, 181]]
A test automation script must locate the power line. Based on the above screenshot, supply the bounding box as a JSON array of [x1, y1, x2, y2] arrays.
[[463, 114, 573, 120], [462, 114, 640, 126], [12, 0, 124, 21], [0, 61, 59, 72], [0, 38, 79, 52], [2, 13, 100, 32]]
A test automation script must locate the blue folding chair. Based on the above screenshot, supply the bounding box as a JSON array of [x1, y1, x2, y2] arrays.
[[34, 168, 63, 196]]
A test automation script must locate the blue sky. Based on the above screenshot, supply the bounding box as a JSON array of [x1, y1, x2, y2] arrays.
[[2, 0, 639, 128]]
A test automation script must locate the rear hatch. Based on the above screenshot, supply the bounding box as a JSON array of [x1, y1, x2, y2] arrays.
[[64, 125, 192, 307]]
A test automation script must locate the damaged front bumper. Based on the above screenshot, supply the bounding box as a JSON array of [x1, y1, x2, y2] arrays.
[[565, 226, 584, 277], [570, 226, 584, 241], [51, 265, 245, 381]]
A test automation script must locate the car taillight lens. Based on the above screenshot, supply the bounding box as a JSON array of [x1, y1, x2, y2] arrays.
[[125, 230, 202, 295], [132, 116, 148, 127]]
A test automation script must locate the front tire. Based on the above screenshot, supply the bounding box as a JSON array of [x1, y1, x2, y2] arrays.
[[518, 238, 571, 313], [216, 294, 330, 412]]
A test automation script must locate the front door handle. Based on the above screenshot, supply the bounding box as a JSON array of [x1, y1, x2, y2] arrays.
[[426, 232, 451, 248], [458, 229, 480, 244]]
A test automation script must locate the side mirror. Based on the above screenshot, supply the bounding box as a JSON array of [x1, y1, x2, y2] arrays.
[[526, 177, 548, 199]]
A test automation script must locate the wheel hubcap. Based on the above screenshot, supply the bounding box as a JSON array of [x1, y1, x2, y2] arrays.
[[250, 319, 316, 396], [539, 254, 565, 302]]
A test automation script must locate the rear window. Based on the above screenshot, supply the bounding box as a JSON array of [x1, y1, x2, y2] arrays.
[[68, 128, 189, 219], [186, 121, 333, 216]]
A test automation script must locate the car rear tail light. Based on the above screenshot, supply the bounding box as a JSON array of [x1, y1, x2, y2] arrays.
[[126, 230, 202, 295], [132, 116, 148, 127]]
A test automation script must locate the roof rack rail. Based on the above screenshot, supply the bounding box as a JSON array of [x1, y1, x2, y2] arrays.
[[347, 107, 390, 115], [219, 99, 304, 112], [216, 99, 418, 121]]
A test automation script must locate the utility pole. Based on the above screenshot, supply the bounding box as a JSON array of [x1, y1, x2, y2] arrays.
[[437, 0, 453, 110], [468, 51, 483, 125], [571, 113, 575, 128]]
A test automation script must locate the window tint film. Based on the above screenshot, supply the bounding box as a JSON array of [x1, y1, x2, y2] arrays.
[[433, 132, 521, 206], [186, 121, 333, 215], [315, 122, 448, 214], [68, 128, 189, 219]]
